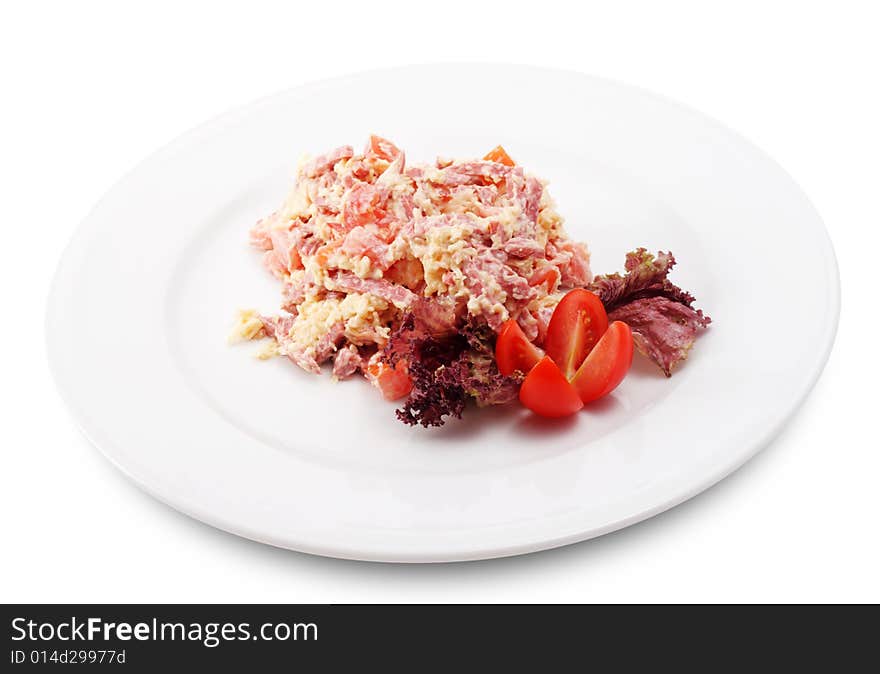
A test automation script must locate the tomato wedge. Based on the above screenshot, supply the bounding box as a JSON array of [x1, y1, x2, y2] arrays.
[[495, 319, 544, 377], [543, 289, 609, 379], [483, 145, 515, 166], [570, 321, 634, 403], [519, 356, 584, 418]]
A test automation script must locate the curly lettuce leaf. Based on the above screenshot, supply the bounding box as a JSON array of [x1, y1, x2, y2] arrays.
[[589, 249, 711, 376], [387, 315, 519, 427]]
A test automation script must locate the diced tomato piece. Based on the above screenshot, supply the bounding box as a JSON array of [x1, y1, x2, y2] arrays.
[[544, 289, 609, 379], [289, 248, 303, 271], [495, 319, 544, 376], [570, 321, 634, 404], [519, 356, 584, 418], [368, 135, 402, 162], [483, 145, 515, 167], [367, 359, 413, 401], [528, 266, 560, 292]]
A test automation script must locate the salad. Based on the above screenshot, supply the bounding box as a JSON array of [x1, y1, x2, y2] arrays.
[[233, 137, 710, 426]]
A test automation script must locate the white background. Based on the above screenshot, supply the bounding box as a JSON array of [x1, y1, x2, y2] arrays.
[[2, 0, 877, 603]]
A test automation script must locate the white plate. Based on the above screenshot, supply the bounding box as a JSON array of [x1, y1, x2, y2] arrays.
[[47, 65, 839, 562]]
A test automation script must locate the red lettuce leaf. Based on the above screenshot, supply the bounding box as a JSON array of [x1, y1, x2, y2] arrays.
[[387, 315, 520, 427], [589, 249, 710, 376]]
